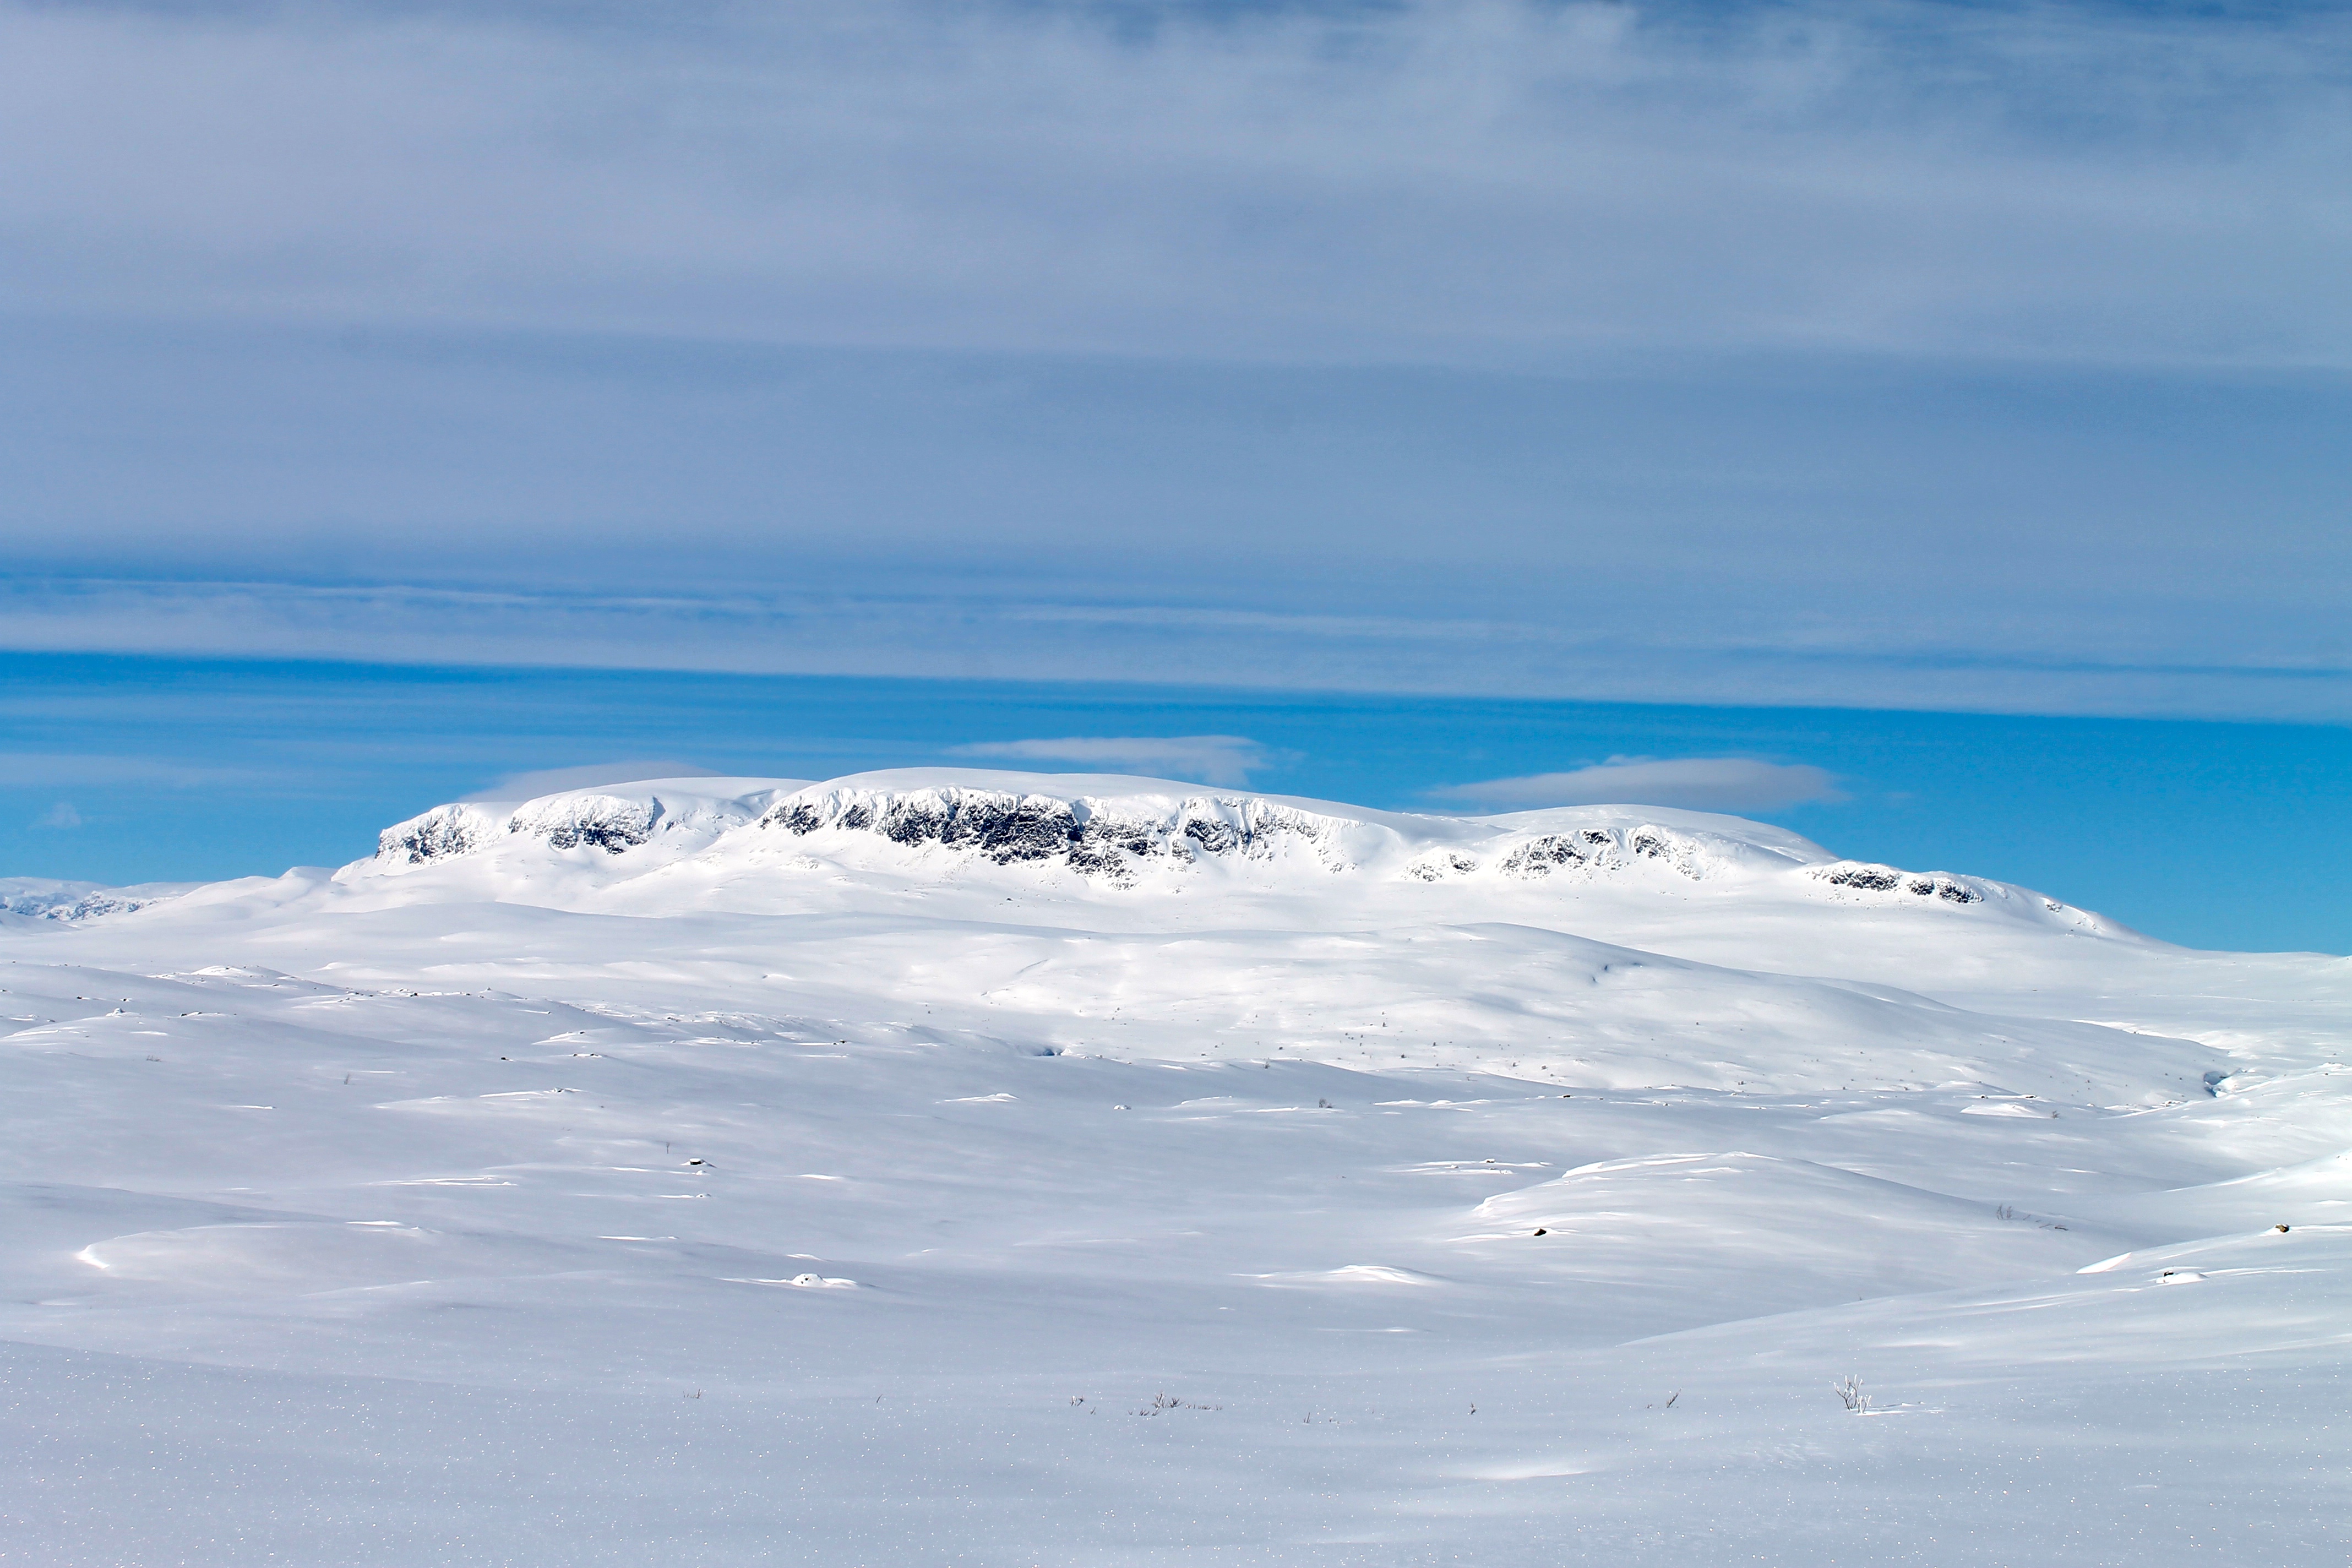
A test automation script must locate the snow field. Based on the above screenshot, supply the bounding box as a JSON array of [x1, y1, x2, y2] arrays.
[[2, 771, 2348, 1563]]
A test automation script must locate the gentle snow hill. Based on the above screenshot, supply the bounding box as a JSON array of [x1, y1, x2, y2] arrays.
[[10, 769, 2249, 1101]]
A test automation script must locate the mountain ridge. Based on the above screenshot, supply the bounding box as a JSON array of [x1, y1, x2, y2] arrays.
[[342, 770, 2096, 932]]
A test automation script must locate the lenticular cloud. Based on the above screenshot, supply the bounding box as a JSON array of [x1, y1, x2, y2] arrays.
[[1436, 756, 1844, 812]]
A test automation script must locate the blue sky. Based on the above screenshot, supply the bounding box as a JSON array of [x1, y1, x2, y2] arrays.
[[2, 1, 2344, 949], [5, 652, 2346, 955]]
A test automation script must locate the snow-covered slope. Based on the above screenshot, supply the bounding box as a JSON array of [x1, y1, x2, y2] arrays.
[[3, 771, 2347, 1563]]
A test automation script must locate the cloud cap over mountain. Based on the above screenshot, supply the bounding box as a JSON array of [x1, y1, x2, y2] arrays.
[[1436, 758, 1845, 813], [949, 736, 1275, 787]]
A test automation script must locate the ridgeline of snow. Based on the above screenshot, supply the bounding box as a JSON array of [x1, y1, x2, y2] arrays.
[[374, 776, 801, 866], [350, 770, 2107, 933], [4, 770, 2348, 1562], [369, 771, 1830, 883]]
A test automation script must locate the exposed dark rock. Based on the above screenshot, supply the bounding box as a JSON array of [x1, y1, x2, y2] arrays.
[[380, 805, 491, 864], [957, 799, 1081, 863], [758, 787, 1349, 882], [515, 797, 657, 854], [542, 816, 649, 853], [879, 800, 950, 847], [1500, 836, 1588, 878], [771, 802, 828, 835], [1496, 825, 1709, 880], [1814, 863, 1983, 904], [1184, 818, 1238, 854]]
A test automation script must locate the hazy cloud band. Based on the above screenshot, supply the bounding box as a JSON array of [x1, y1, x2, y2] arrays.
[[5, 0, 2348, 370], [1435, 758, 1845, 813], [3, 578, 2346, 723], [951, 736, 1275, 786]]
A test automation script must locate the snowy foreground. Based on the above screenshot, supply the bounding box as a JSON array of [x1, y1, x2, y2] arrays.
[[3, 771, 2348, 1565]]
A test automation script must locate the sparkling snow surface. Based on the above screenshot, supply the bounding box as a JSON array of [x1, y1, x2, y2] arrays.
[[3, 772, 2348, 1565]]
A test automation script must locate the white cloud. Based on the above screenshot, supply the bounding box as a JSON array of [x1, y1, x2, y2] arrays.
[[3, 579, 2345, 724], [2, 6, 2345, 727], [0, 750, 251, 788], [1435, 757, 1844, 814], [949, 736, 1272, 787], [32, 801, 82, 830], [466, 761, 715, 802], [1, 0, 2344, 371]]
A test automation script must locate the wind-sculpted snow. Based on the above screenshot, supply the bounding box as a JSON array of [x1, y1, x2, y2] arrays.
[[6, 766, 2351, 1562]]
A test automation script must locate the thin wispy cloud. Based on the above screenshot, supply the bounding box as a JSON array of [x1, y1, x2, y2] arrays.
[[3, 0, 2344, 371], [3, 579, 2346, 723], [0, 751, 254, 789], [2, 2, 2343, 726], [32, 802, 82, 830], [465, 761, 718, 802], [1435, 757, 1844, 814], [950, 736, 1274, 787]]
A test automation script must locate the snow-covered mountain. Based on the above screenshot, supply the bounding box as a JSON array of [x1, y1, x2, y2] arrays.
[[4, 771, 2347, 1563], [354, 771, 2070, 922]]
